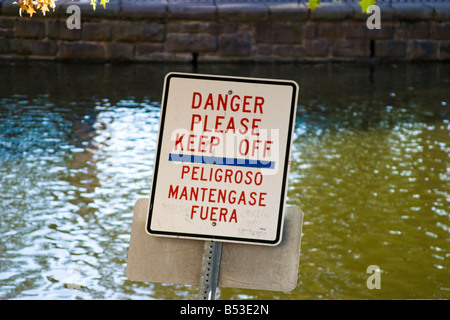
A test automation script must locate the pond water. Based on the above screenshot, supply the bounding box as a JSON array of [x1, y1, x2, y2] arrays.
[[0, 61, 448, 300]]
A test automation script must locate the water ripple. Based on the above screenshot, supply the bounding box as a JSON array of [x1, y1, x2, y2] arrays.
[[1, 62, 449, 300]]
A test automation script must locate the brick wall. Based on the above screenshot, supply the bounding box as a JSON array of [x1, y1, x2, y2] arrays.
[[0, 0, 449, 62]]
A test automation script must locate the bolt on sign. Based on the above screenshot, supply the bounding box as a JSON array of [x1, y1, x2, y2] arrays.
[[146, 72, 298, 246]]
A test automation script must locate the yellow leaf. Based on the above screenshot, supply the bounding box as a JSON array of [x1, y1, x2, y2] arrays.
[[100, 0, 109, 9], [307, 0, 321, 12], [41, 4, 49, 15], [358, 0, 376, 13], [25, 5, 36, 17], [90, 0, 97, 11]]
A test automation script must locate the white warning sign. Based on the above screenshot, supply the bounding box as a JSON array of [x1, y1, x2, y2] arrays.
[[146, 72, 298, 245]]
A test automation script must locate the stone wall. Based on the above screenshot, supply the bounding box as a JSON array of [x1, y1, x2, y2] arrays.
[[0, 0, 449, 62]]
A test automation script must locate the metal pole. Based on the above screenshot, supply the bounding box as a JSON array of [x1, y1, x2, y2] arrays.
[[198, 240, 223, 300]]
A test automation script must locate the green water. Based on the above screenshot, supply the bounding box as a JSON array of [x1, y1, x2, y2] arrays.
[[0, 61, 448, 299]]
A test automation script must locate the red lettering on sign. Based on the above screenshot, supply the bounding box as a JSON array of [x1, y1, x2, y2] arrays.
[[174, 134, 184, 150], [214, 116, 224, 133], [234, 170, 243, 184], [190, 205, 238, 223], [225, 117, 235, 132], [171, 90, 272, 230], [249, 192, 257, 206], [230, 209, 237, 223], [200, 166, 208, 181], [186, 134, 195, 152], [217, 94, 227, 111], [263, 140, 273, 157], [189, 114, 262, 136], [192, 92, 202, 109], [208, 188, 216, 203], [191, 166, 199, 180], [230, 95, 240, 112], [210, 206, 217, 221], [178, 166, 264, 186], [259, 192, 267, 207], [181, 166, 190, 179], [254, 96, 264, 113], [168, 184, 178, 198], [198, 135, 206, 153], [180, 187, 188, 200], [239, 118, 249, 134], [190, 92, 265, 114], [209, 136, 219, 153], [238, 192, 246, 205], [238, 139, 249, 156], [190, 114, 201, 131], [224, 169, 233, 183], [242, 96, 252, 113], [219, 208, 227, 221], [251, 118, 261, 136], [204, 93, 214, 110], [173, 134, 221, 154]]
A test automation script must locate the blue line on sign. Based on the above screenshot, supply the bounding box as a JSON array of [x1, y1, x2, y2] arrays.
[[168, 153, 275, 169]]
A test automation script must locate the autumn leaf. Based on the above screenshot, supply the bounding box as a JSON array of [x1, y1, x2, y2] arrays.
[[13, 0, 58, 17], [12, 0, 108, 17], [100, 0, 109, 9], [358, 0, 377, 13], [25, 4, 36, 17], [41, 4, 49, 15], [307, 0, 321, 12]]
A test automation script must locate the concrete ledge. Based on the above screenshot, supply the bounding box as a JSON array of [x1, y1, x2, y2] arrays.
[[120, 3, 167, 20], [310, 3, 354, 21], [425, 3, 450, 22], [1, 1, 450, 21], [168, 3, 216, 20], [1, 2, 450, 62], [392, 3, 434, 21], [217, 4, 269, 21], [266, 3, 309, 21]]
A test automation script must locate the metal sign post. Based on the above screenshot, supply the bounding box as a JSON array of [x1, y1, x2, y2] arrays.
[[198, 240, 223, 300]]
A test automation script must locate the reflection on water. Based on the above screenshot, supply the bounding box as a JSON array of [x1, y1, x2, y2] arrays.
[[0, 62, 448, 299]]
